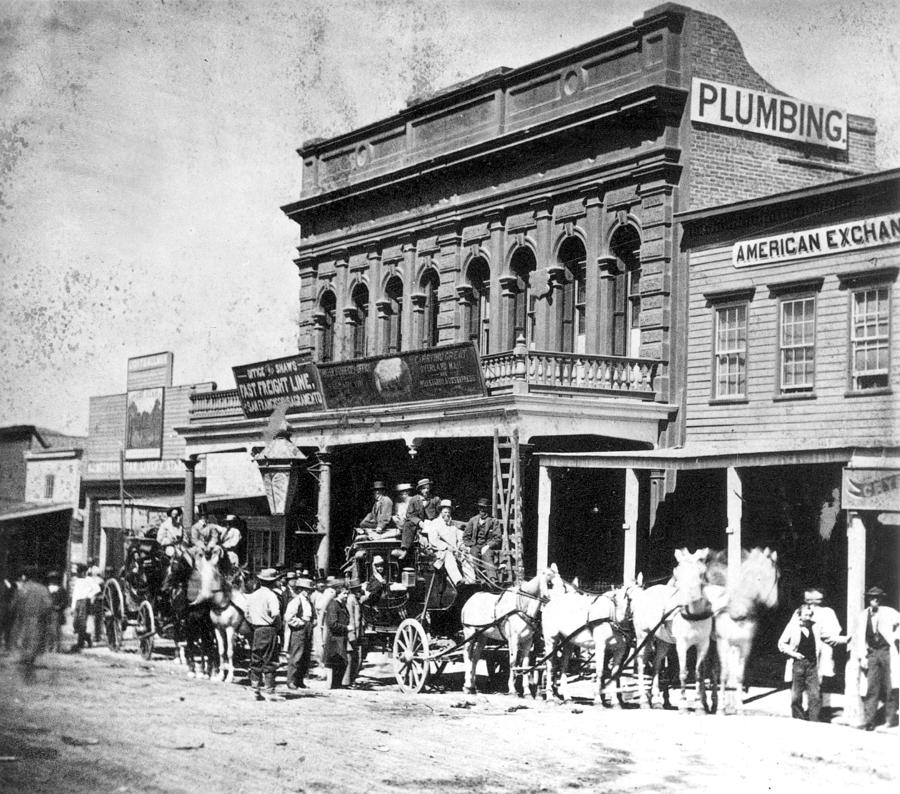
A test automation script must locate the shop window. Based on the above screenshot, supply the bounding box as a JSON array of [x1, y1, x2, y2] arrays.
[[779, 296, 816, 393], [465, 258, 490, 353], [850, 285, 890, 391], [714, 302, 748, 399], [44, 473, 55, 499], [509, 247, 536, 350], [557, 236, 586, 354], [350, 284, 369, 359]]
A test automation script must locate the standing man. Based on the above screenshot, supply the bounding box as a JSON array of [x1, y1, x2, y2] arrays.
[[343, 579, 364, 687], [284, 576, 314, 690], [46, 571, 66, 653], [398, 478, 441, 561], [310, 575, 329, 668], [69, 564, 101, 652], [322, 578, 350, 689], [357, 482, 396, 539], [245, 568, 283, 701], [854, 585, 899, 731], [10, 567, 52, 680], [463, 498, 502, 581]]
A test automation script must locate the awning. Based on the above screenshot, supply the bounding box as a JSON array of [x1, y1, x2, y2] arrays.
[[536, 442, 861, 471], [0, 502, 73, 523]]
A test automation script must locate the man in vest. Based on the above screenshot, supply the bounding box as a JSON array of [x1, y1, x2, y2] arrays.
[[357, 481, 396, 540], [284, 576, 315, 690], [245, 568, 283, 701], [463, 498, 502, 582], [854, 585, 899, 731]]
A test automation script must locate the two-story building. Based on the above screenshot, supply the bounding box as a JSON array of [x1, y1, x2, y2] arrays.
[[179, 3, 880, 584]]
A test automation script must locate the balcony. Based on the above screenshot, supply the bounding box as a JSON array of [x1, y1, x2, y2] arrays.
[[189, 349, 660, 423]]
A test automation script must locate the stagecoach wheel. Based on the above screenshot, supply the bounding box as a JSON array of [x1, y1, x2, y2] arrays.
[[137, 600, 155, 661], [392, 618, 430, 694], [102, 579, 124, 652]]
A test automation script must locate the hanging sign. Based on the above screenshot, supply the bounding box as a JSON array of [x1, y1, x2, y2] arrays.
[[232, 356, 326, 419], [843, 468, 900, 512]]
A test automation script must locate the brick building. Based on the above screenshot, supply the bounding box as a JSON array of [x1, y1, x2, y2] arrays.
[[179, 4, 881, 589]]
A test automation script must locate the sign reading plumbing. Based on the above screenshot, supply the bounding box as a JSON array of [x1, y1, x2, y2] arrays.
[[691, 77, 847, 150], [232, 356, 325, 419]]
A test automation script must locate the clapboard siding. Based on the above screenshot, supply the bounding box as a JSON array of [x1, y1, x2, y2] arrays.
[[686, 241, 900, 446]]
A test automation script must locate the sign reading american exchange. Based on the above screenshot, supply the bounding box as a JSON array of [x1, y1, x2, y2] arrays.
[[732, 212, 900, 267], [232, 355, 326, 419], [690, 77, 847, 150], [317, 342, 485, 410]]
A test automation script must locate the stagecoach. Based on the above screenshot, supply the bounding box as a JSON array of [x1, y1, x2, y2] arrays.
[[346, 538, 512, 694], [102, 536, 177, 660]]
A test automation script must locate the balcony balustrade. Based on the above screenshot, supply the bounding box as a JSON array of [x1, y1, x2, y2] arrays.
[[189, 349, 660, 422]]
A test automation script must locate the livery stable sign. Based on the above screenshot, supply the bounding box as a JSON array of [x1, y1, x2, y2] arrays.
[[232, 343, 486, 418], [732, 212, 900, 268], [690, 77, 847, 151]]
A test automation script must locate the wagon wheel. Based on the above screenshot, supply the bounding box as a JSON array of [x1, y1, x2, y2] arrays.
[[103, 579, 124, 652], [392, 618, 430, 694], [136, 600, 155, 660]]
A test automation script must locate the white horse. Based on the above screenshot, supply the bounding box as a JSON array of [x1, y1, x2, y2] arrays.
[[631, 548, 713, 709], [704, 547, 780, 715], [460, 570, 552, 696], [192, 551, 251, 684], [541, 572, 640, 706]]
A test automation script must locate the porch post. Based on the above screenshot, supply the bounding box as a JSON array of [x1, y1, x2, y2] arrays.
[[844, 510, 866, 725], [316, 452, 332, 574], [726, 467, 742, 583], [182, 455, 198, 527], [623, 468, 639, 583], [537, 464, 552, 571]]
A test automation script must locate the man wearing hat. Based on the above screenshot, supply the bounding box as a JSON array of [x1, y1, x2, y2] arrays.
[[343, 579, 364, 687], [360, 556, 387, 608], [854, 585, 899, 730], [399, 478, 442, 559], [357, 481, 396, 539], [322, 577, 350, 688], [157, 507, 184, 558], [392, 483, 414, 529], [245, 568, 284, 700], [424, 500, 474, 585], [218, 515, 243, 570], [463, 498, 502, 582], [284, 576, 315, 690]]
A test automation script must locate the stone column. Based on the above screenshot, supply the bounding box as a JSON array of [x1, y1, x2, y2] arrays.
[[581, 185, 603, 354], [365, 244, 381, 354], [316, 452, 332, 575], [530, 198, 555, 350], [435, 222, 462, 345], [844, 510, 867, 725], [726, 467, 742, 584], [333, 250, 349, 359], [486, 211, 505, 355], [294, 256, 318, 358], [182, 455, 199, 527], [400, 236, 417, 351], [623, 468, 639, 583], [597, 255, 618, 355], [537, 464, 552, 571]]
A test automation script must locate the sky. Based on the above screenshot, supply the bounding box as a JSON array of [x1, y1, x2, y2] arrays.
[[1, 0, 898, 436]]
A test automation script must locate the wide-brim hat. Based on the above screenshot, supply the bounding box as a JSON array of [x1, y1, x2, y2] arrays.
[[324, 576, 344, 588], [256, 568, 280, 583], [476, 497, 490, 508], [866, 586, 886, 598], [295, 577, 314, 589], [372, 481, 387, 491], [416, 478, 432, 490], [372, 555, 385, 565], [439, 499, 453, 509], [396, 483, 413, 492]]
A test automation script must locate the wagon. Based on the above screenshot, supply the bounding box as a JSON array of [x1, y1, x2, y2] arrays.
[[346, 538, 510, 694], [102, 537, 177, 660]]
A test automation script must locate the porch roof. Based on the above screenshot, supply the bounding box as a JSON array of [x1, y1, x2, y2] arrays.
[[0, 501, 72, 523]]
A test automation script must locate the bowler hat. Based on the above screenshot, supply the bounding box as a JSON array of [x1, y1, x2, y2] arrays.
[[476, 497, 490, 508], [416, 478, 432, 490], [372, 481, 386, 491], [256, 568, 279, 583], [439, 499, 453, 509], [396, 483, 413, 492], [865, 586, 886, 598]]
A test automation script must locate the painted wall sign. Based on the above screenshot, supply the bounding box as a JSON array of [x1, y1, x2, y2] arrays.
[[691, 77, 847, 151], [232, 356, 326, 419], [125, 387, 164, 460], [317, 342, 485, 410], [126, 351, 174, 391], [842, 468, 900, 512], [731, 212, 900, 267]]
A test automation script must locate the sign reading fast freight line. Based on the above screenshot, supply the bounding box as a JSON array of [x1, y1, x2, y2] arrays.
[[691, 77, 847, 150], [232, 356, 325, 419], [732, 212, 900, 267], [317, 342, 485, 410]]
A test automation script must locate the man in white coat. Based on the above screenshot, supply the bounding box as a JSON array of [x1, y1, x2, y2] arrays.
[[854, 585, 899, 731]]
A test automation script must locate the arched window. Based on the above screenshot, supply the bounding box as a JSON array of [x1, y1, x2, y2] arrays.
[[350, 284, 369, 359], [420, 269, 440, 348], [610, 226, 641, 357], [509, 247, 536, 350], [466, 258, 490, 353], [556, 236, 586, 353], [383, 276, 404, 354], [317, 290, 337, 362]]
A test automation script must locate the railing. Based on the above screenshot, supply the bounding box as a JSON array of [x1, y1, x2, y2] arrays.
[[189, 348, 660, 422], [481, 348, 659, 397]]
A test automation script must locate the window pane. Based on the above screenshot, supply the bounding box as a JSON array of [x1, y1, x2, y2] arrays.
[[715, 304, 748, 398], [851, 287, 890, 390]]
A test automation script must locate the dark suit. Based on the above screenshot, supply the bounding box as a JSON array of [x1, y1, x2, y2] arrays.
[[463, 514, 502, 579], [401, 494, 441, 549]]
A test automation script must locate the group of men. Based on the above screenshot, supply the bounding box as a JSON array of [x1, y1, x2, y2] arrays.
[[242, 567, 383, 701], [156, 507, 243, 570], [355, 477, 503, 583], [778, 584, 899, 731]]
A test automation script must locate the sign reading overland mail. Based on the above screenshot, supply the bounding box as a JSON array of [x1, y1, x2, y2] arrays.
[[691, 77, 847, 150], [317, 342, 485, 410], [732, 212, 900, 267], [233, 355, 325, 419]]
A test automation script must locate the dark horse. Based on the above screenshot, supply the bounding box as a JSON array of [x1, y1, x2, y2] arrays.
[[164, 551, 218, 678]]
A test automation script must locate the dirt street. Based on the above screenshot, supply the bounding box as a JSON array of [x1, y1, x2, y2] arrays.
[[0, 645, 896, 794]]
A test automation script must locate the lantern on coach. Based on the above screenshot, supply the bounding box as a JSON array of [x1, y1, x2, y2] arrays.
[[253, 427, 306, 516]]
